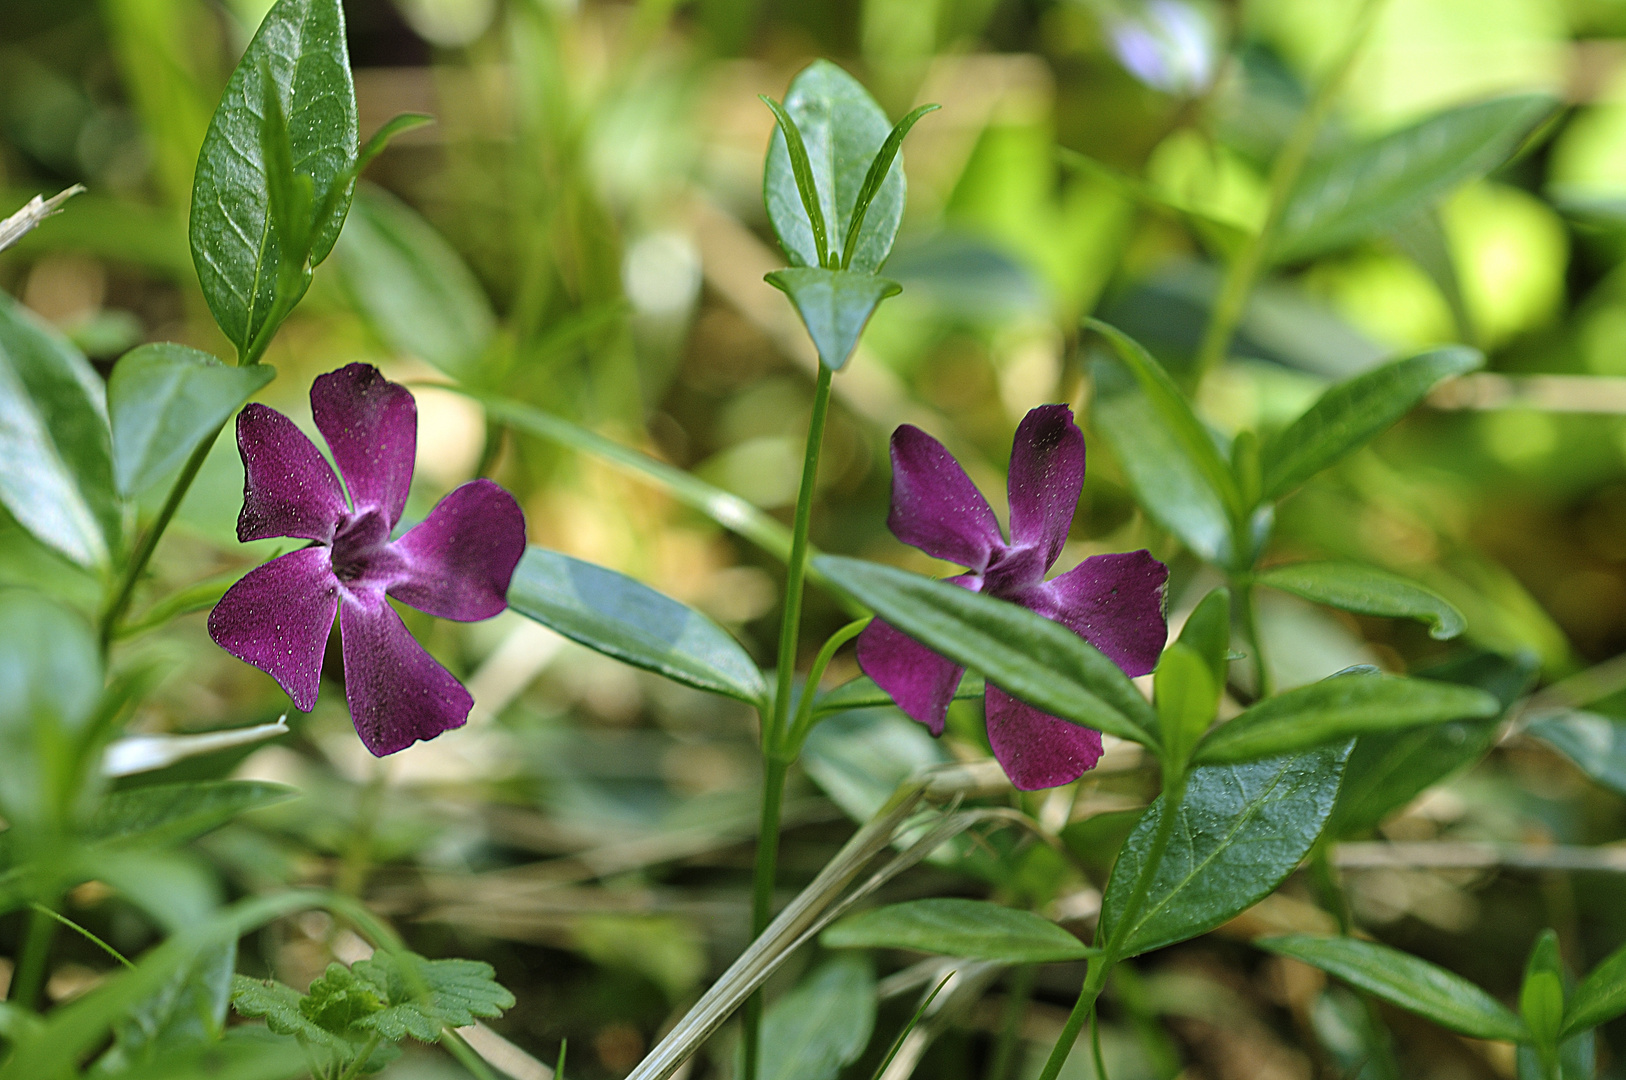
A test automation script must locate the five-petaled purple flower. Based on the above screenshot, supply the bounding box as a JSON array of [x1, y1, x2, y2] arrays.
[[208, 364, 527, 756], [857, 405, 1169, 790]]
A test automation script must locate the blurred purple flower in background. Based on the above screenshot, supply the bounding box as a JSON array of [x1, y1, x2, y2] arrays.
[[1107, 0, 1217, 96], [857, 405, 1168, 790], [209, 363, 526, 755]]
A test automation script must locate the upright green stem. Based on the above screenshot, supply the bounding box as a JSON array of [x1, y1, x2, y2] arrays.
[[1309, 843, 1353, 935], [1192, 0, 1387, 382], [1230, 576, 1272, 700], [743, 362, 835, 1080], [11, 903, 57, 1009], [335, 1034, 383, 1080], [784, 617, 869, 755], [1037, 770, 1189, 1080], [100, 421, 227, 652]]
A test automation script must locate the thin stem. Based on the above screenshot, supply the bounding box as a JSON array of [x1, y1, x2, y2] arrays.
[[335, 1034, 383, 1080], [27, 902, 133, 970], [744, 361, 835, 1080], [11, 903, 57, 1009], [1191, 0, 1387, 382], [1035, 958, 1111, 1080], [100, 422, 226, 652], [1230, 576, 1271, 701], [1090, 1005, 1109, 1080], [985, 965, 1036, 1080], [1308, 844, 1353, 936], [783, 617, 870, 756], [439, 1026, 500, 1080]]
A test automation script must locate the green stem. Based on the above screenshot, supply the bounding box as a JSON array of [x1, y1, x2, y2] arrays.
[[439, 1026, 499, 1080], [1035, 958, 1112, 1080], [335, 1034, 383, 1080], [1308, 843, 1353, 936], [11, 902, 57, 1009], [1231, 576, 1271, 701], [744, 362, 835, 1080], [783, 618, 869, 756], [100, 422, 226, 652], [1191, 0, 1387, 382], [986, 965, 1036, 1080]]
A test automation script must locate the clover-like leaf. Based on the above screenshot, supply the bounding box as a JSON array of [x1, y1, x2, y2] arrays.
[[231, 975, 349, 1050], [351, 951, 514, 1043]]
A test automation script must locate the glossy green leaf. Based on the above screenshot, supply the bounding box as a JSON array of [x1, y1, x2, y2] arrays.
[[1257, 561, 1466, 640], [755, 956, 876, 1080], [764, 61, 905, 274], [0, 292, 116, 567], [812, 672, 985, 717], [840, 104, 938, 269], [1527, 710, 1626, 799], [812, 556, 1158, 744], [188, 0, 357, 353], [1564, 939, 1626, 1036], [1327, 651, 1532, 839], [822, 899, 1095, 963], [1272, 94, 1557, 263], [1195, 672, 1499, 764], [1261, 935, 1529, 1042], [1088, 318, 1242, 522], [765, 268, 901, 371], [1101, 743, 1351, 956], [336, 183, 496, 381], [1093, 370, 1232, 563], [107, 344, 274, 497], [87, 781, 295, 849], [1260, 346, 1482, 500], [508, 546, 767, 706]]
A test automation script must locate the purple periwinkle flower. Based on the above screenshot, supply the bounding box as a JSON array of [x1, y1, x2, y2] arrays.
[[856, 405, 1169, 790], [208, 364, 526, 756]]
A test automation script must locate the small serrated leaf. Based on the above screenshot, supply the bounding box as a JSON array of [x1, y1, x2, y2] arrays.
[[351, 952, 515, 1043], [231, 975, 349, 1051]]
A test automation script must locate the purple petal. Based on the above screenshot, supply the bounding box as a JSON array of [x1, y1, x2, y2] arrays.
[[235, 404, 347, 543], [390, 480, 527, 621], [311, 363, 417, 527], [339, 592, 473, 756], [1028, 550, 1169, 678], [1006, 405, 1085, 571], [855, 617, 966, 736], [208, 546, 339, 711], [984, 685, 1103, 790], [888, 425, 1002, 571]]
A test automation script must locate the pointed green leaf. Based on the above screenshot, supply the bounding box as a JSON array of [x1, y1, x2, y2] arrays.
[[841, 104, 938, 270], [1564, 939, 1626, 1036], [1261, 935, 1529, 1042], [87, 781, 296, 849], [1101, 743, 1351, 956], [1273, 94, 1558, 263], [765, 267, 901, 371], [1260, 346, 1482, 500], [1258, 561, 1466, 640], [108, 344, 274, 497], [0, 293, 115, 567], [1088, 319, 1243, 523], [812, 555, 1158, 745], [507, 546, 767, 706], [754, 956, 875, 1080], [189, 0, 357, 352], [764, 61, 905, 273], [822, 899, 1095, 963], [1527, 710, 1626, 799], [1156, 641, 1218, 764], [350, 113, 433, 188], [1521, 930, 1565, 1050], [1178, 587, 1231, 688], [335, 184, 496, 381], [762, 94, 833, 267], [1195, 672, 1499, 765]]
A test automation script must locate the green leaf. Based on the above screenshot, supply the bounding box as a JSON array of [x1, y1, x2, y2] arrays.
[[352, 951, 514, 1042], [762, 94, 833, 268], [1260, 346, 1482, 501], [755, 956, 876, 1080], [107, 344, 274, 497], [351, 113, 433, 182], [1100, 743, 1351, 956], [1326, 650, 1532, 839], [0, 292, 116, 567], [0, 591, 102, 828], [1516, 1033, 1595, 1080], [232, 975, 350, 1050], [764, 61, 906, 274], [1564, 939, 1626, 1036], [188, 0, 357, 353], [1257, 561, 1466, 640], [801, 709, 951, 824], [98, 940, 237, 1070], [812, 672, 985, 718], [1088, 319, 1243, 525], [840, 104, 938, 270], [1194, 672, 1499, 765], [812, 556, 1157, 745], [1261, 935, 1529, 1042], [1156, 642, 1219, 764], [335, 183, 496, 381], [1092, 370, 1232, 563], [1273, 94, 1557, 263], [1527, 710, 1626, 799], [1521, 930, 1565, 1050], [765, 268, 901, 371], [1179, 588, 1231, 689], [822, 898, 1095, 963], [507, 546, 767, 707], [87, 781, 296, 849]]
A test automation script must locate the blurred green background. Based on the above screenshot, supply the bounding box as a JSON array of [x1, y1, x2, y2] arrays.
[[13, 0, 1626, 1076]]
